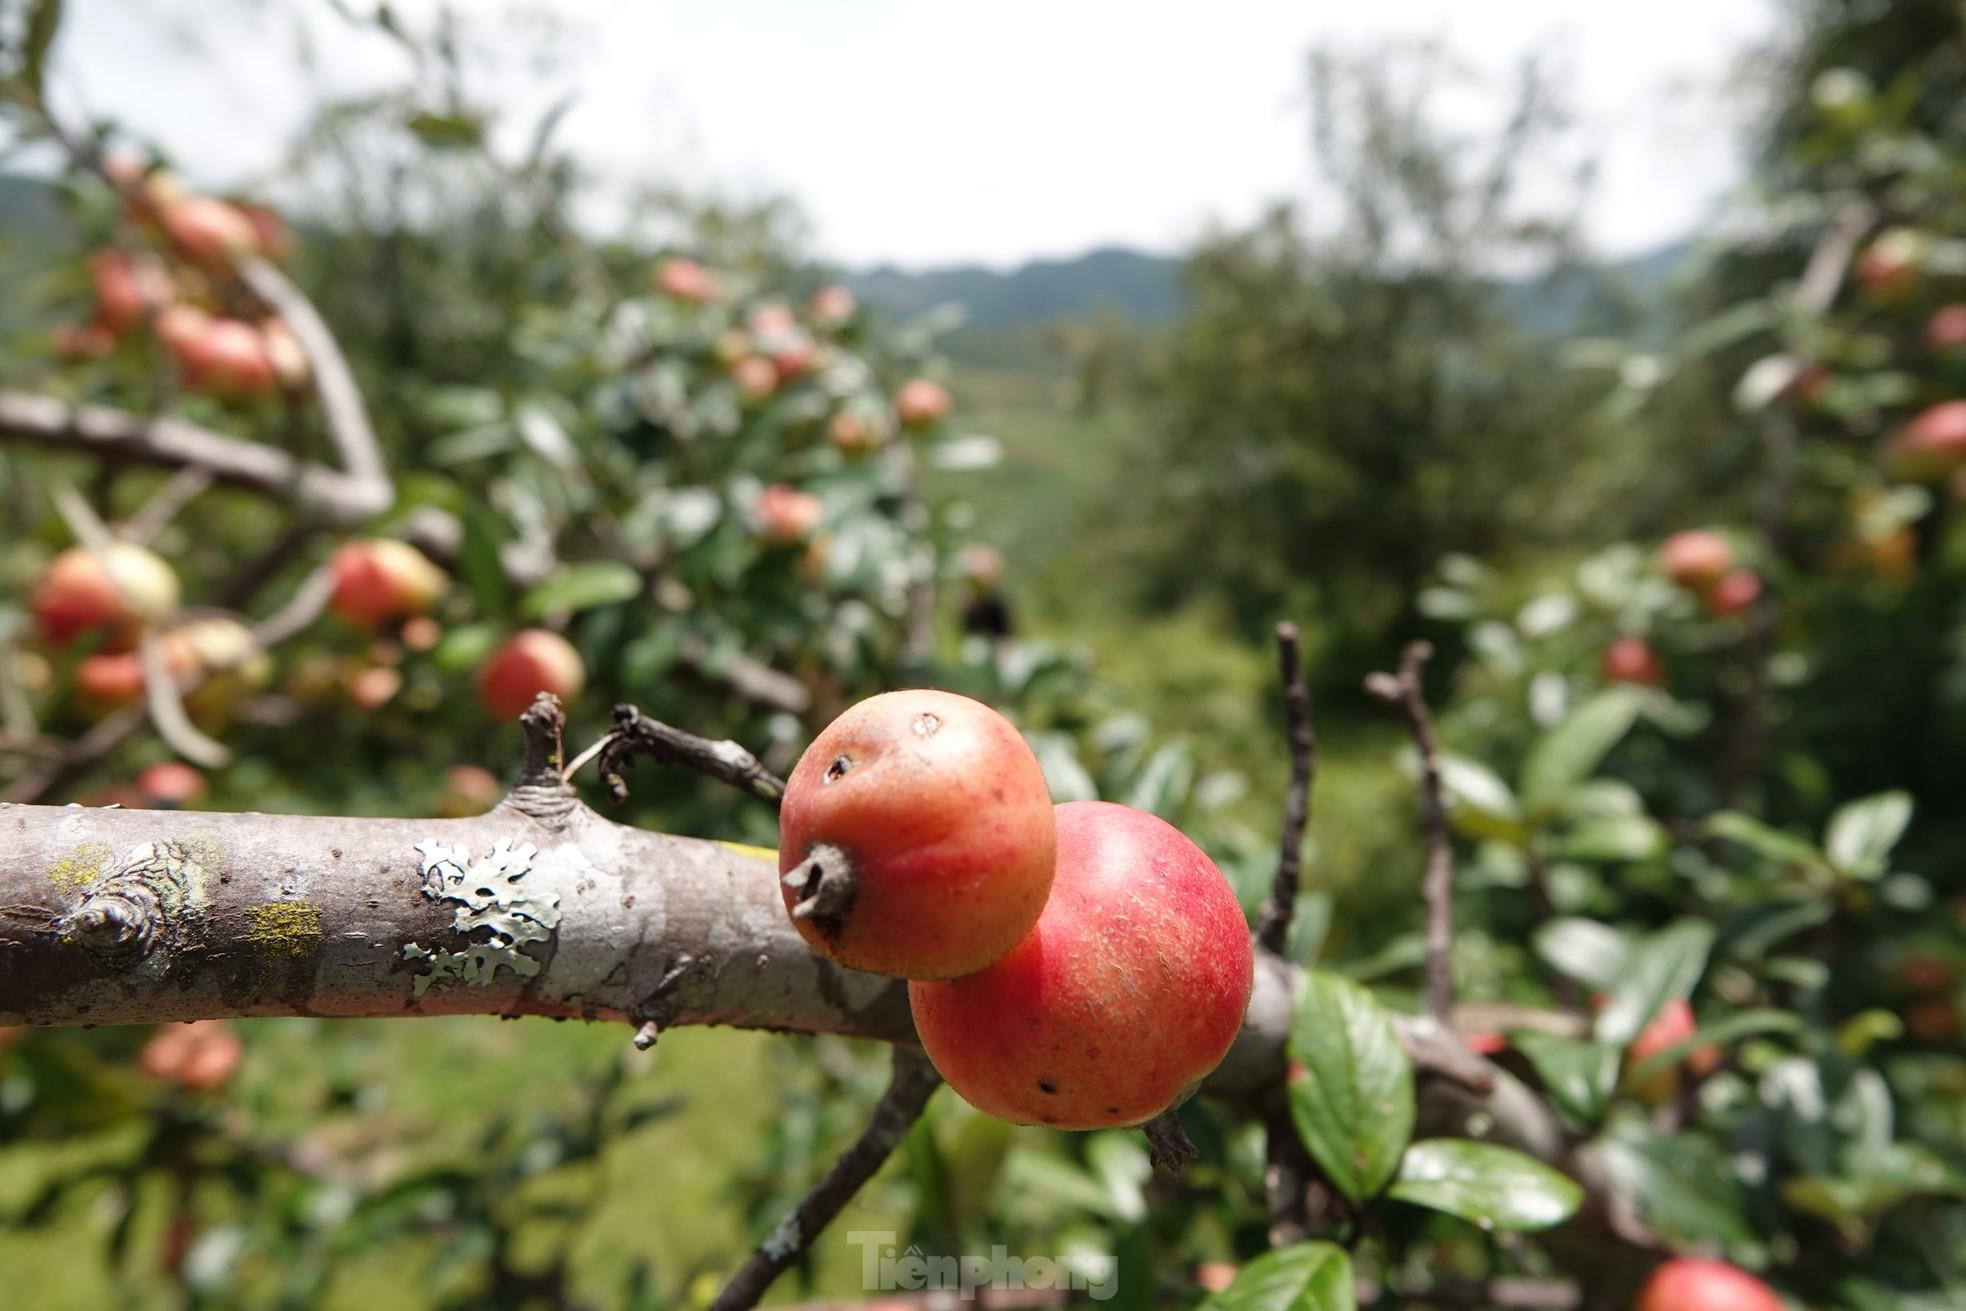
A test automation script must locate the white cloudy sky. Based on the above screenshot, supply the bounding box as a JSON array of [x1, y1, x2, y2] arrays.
[[42, 0, 1777, 270]]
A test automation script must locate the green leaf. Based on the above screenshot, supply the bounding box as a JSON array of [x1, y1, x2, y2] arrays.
[[1511, 1033, 1622, 1126], [1438, 753, 1519, 820], [1389, 1140, 1583, 1231], [1520, 689, 1640, 808], [1533, 918, 1630, 990], [520, 562, 642, 620], [1594, 920, 1715, 1046], [1286, 973, 1414, 1203], [1625, 1009, 1801, 1086], [1783, 1144, 1966, 1224], [1590, 1133, 1757, 1247], [1201, 1242, 1355, 1311], [1550, 813, 1666, 863], [456, 505, 511, 618], [1706, 811, 1823, 869], [1823, 790, 1913, 879], [21, 0, 63, 98], [1122, 742, 1193, 818], [407, 110, 486, 149]]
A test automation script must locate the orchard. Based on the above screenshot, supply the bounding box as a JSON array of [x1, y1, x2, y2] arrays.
[[3, 4, 1966, 1310]]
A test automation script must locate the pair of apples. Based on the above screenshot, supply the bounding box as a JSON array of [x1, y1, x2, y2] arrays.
[[775, 690, 1255, 1130]]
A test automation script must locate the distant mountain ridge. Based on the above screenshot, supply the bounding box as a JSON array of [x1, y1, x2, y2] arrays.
[[847, 242, 1692, 339], [847, 246, 1185, 331]]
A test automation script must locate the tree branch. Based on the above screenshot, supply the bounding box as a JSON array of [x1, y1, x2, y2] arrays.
[[597, 704, 786, 809], [706, 1047, 942, 1311], [233, 255, 391, 504], [1367, 641, 1454, 1024], [1255, 620, 1315, 955], [0, 392, 389, 523]]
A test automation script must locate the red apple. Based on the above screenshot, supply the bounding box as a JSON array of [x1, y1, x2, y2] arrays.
[[1634, 1258, 1783, 1311], [136, 761, 206, 808], [328, 539, 449, 628], [909, 800, 1254, 1127], [33, 543, 180, 647], [160, 195, 259, 265], [1626, 998, 1719, 1104], [478, 629, 585, 720], [1658, 530, 1735, 591], [1928, 305, 1966, 353], [1703, 569, 1761, 618], [1856, 227, 1924, 300], [756, 484, 823, 546], [1602, 636, 1663, 687], [139, 1021, 243, 1093], [828, 408, 884, 454], [173, 317, 277, 397], [895, 377, 952, 429], [91, 250, 168, 334], [731, 354, 779, 403], [436, 764, 502, 817], [1884, 401, 1966, 481], [809, 284, 856, 329], [654, 256, 719, 302], [779, 690, 1057, 980]]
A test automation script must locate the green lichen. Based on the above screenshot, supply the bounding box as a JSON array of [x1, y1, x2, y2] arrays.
[[403, 838, 561, 996], [247, 902, 322, 956], [47, 841, 112, 895]]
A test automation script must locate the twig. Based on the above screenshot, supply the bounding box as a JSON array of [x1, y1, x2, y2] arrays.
[[1367, 641, 1454, 1024], [706, 1047, 941, 1311], [1256, 621, 1316, 955], [250, 565, 336, 649], [122, 468, 215, 546], [212, 524, 317, 612], [138, 631, 227, 768], [597, 704, 786, 809], [233, 255, 391, 510]]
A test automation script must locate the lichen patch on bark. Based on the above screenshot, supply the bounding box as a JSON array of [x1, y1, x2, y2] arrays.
[[402, 837, 563, 995], [246, 901, 323, 956]]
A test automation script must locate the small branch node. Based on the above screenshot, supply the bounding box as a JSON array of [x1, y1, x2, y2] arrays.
[[505, 694, 577, 823]]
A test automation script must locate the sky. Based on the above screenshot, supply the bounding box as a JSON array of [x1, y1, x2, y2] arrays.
[[45, 0, 1778, 271]]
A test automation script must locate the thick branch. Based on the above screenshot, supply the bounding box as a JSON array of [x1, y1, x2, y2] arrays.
[[707, 1047, 941, 1311], [0, 391, 389, 523], [1255, 620, 1315, 955], [1367, 641, 1453, 1024]]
